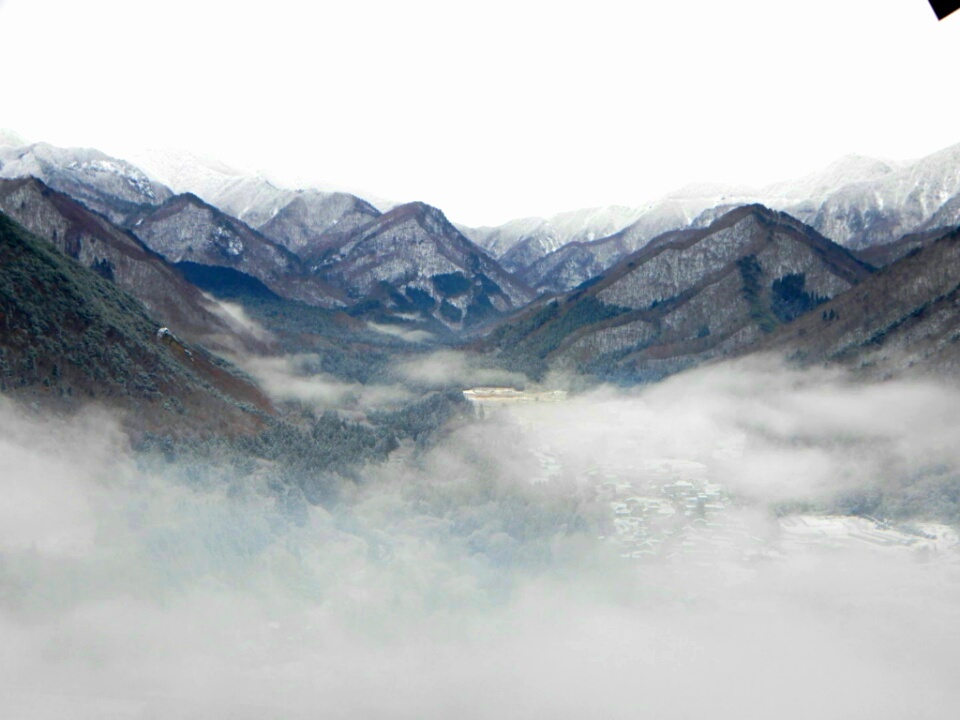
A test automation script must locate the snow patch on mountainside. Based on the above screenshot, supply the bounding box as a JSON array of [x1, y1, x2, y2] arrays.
[[762, 155, 899, 204], [462, 151, 944, 276], [0, 143, 172, 221], [130, 148, 295, 225], [786, 143, 960, 248], [130, 148, 386, 252], [131, 148, 395, 225], [467, 206, 648, 256], [314, 202, 532, 326]]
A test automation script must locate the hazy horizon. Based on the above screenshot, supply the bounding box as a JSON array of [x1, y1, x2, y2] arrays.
[[3, 126, 955, 229], [2, 0, 958, 225]]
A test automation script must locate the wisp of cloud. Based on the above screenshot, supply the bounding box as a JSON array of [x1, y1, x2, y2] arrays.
[[2, 357, 960, 719]]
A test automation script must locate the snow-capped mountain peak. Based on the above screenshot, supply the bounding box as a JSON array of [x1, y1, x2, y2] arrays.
[[0, 142, 172, 222], [761, 153, 898, 203]]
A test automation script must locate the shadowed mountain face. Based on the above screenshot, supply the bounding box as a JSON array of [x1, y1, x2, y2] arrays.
[[760, 227, 960, 378], [63, 188, 530, 331], [129, 194, 345, 308], [0, 213, 270, 435], [520, 233, 631, 295], [309, 202, 534, 328], [486, 205, 872, 381], [0, 178, 267, 353], [853, 227, 953, 269]]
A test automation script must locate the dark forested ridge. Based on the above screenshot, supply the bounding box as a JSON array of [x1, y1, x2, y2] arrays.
[[0, 177, 264, 352], [0, 212, 269, 434], [757, 226, 960, 378]]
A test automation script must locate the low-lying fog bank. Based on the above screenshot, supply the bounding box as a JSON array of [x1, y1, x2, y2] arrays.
[[2, 357, 960, 719]]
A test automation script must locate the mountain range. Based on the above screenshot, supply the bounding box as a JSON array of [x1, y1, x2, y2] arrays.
[[7, 134, 960, 294], [469, 149, 960, 295], [483, 205, 873, 381], [3, 130, 960, 399], [1, 137, 533, 330], [129, 147, 385, 253]]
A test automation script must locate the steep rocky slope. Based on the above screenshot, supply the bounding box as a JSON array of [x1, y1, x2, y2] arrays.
[[520, 233, 632, 295], [486, 205, 872, 381], [310, 202, 534, 327], [515, 186, 760, 293], [129, 194, 344, 308], [759, 227, 960, 377], [0, 212, 270, 434], [0, 178, 265, 352], [258, 191, 380, 256]]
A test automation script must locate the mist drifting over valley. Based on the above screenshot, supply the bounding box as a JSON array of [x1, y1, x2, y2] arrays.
[[4, 130, 960, 720], [3, 2, 960, 717], [3, 355, 960, 719]]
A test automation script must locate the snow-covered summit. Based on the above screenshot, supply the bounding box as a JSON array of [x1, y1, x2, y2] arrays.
[[0, 142, 172, 222], [130, 147, 246, 194], [780, 143, 960, 248], [762, 154, 898, 204], [131, 147, 395, 223], [130, 148, 295, 226], [129, 148, 387, 254], [463, 205, 649, 271], [469, 143, 960, 273]]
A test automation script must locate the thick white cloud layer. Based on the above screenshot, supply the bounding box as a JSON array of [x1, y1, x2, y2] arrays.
[[2, 360, 960, 718]]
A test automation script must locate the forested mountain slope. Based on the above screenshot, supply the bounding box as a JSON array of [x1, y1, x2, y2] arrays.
[[0, 212, 270, 435]]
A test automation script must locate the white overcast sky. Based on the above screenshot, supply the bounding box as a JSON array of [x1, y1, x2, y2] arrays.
[[1, 0, 958, 225]]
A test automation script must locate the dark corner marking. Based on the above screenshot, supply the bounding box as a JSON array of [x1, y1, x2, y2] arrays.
[[929, 0, 960, 20]]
